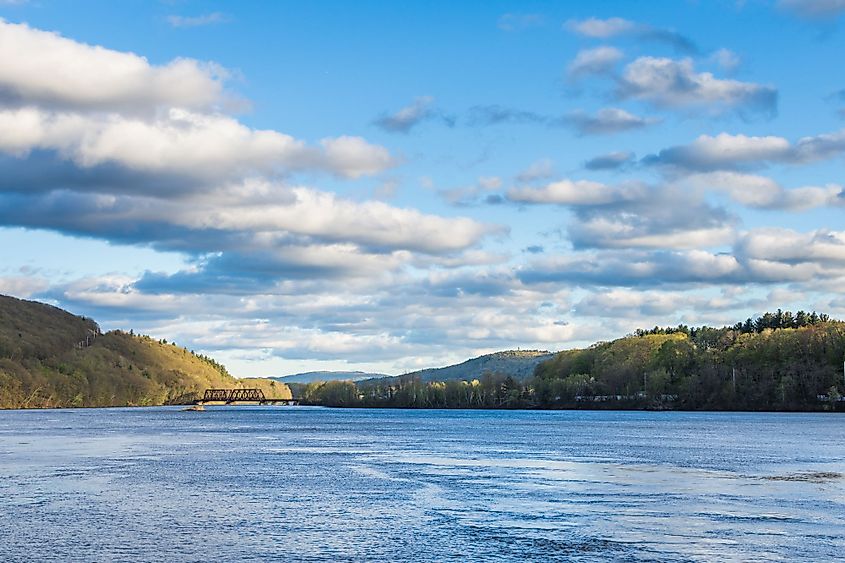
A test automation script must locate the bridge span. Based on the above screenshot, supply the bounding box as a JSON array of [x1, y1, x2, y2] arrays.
[[195, 388, 298, 406]]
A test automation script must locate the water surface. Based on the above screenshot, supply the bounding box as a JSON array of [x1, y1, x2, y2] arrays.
[[1, 408, 843, 561]]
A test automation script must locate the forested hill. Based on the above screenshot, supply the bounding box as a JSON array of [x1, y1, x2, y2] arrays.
[[365, 350, 555, 386], [301, 311, 845, 411], [273, 370, 389, 384], [0, 294, 290, 408]]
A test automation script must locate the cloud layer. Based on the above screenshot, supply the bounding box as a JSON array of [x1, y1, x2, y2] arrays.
[[3, 8, 845, 375]]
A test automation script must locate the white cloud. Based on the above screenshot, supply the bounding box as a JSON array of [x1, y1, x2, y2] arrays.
[[570, 217, 736, 250], [519, 227, 845, 288], [564, 107, 659, 135], [568, 46, 624, 78], [0, 107, 395, 180], [507, 179, 628, 205], [0, 18, 506, 314], [650, 133, 790, 170], [564, 17, 636, 38], [564, 17, 697, 53], [647, 130, 845, 170], [685, 171, 843, 210], [618, 57, 776, 115], [0, 275, 48, 297], [0, 20, 227, 112], [519, 249, 745, 286], [0, 182, 501, 257], [196, 186, 499, 254], [737, 228, 845, 264], [319, 136, 395, 178]]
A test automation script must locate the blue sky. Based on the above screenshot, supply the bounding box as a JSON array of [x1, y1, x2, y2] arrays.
[[1, 0, 845, 377]]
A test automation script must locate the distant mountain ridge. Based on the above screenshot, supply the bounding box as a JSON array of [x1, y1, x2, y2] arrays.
[[366, 350, 555, 384], [272, 370, 389, 384]]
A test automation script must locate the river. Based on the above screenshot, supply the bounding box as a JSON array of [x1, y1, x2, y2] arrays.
[[1, 407, 843, 561]]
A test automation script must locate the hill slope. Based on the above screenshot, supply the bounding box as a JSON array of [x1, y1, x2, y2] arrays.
[[368, 350, 555, 385], [0, 294, 290, 408], [304, 312, 845, 411], [273, 370, 388, 384]]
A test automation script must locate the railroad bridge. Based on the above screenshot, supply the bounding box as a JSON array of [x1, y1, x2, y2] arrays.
[[196, 388, 298, 406]]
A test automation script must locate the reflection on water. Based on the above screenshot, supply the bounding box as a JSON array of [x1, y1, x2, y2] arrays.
[[1, 408, 843, 562]]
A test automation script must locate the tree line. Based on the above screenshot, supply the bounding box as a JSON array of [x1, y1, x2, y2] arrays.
[[299, 311, 845, 411]]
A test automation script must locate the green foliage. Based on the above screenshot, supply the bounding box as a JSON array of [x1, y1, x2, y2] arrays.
[[387, 349, 555, 384], [0, 294, 282, 408], [302, 311, 845, 412]]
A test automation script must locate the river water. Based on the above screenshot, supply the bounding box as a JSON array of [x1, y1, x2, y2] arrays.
[[1, 407, 843, 562]]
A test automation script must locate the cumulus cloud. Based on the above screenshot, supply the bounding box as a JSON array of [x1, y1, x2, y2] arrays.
[[567, 46, 624, 79], [618, 57, 777, 116], [507, 179, 630, 206], [565, 187, 736, 251], [318, 136, 395, 178], [0, 20, 228, 112], [645, 130, 845, 170], [564, 17, 697, 53], [645, 133, 790, 171], [737, 228, 845, 264], [520, 226, 845, 288], [518, 249, 746, 286], [0, 275, 48, 297], [565, 17, 636, 38], [684, 171, 844, 210], [373, 96, 453, 133], [0, 19, 508, 314], [584, 151, 636, 170], [575, 288, 689, 318], [48, 264, 582, 368], [0, 107, 395, 180], [167, 13, 230, 28], [0, 185, 500, 256], [509, 179, 737, 250], [562, 107, 659, 135], [567, 202, 736, 250], [573, 288, 768, 320]]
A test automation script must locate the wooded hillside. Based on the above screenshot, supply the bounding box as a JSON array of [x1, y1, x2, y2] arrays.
[[302, 311, 845, 411], [0, 294, 290, 408]]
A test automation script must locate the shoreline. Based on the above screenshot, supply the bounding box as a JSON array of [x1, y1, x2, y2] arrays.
[[2, 403, 842, 414]]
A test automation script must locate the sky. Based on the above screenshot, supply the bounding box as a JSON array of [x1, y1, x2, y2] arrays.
[[1, 0, 845, 377]]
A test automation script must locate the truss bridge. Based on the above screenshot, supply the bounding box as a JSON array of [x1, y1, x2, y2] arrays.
[[196, 388, 298, 406]]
